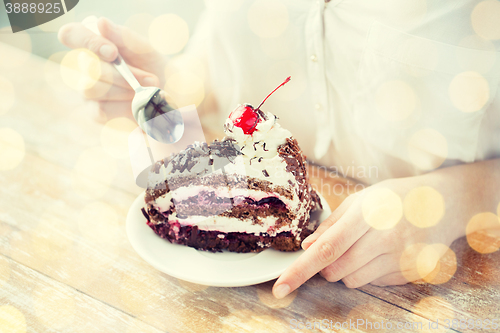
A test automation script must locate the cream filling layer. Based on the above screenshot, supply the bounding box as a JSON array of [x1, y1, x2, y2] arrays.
[[170, 213, 293, 235], [152, 187, 297, 212]]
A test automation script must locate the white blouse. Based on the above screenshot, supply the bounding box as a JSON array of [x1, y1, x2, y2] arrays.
[[185, 0, 500, 183]]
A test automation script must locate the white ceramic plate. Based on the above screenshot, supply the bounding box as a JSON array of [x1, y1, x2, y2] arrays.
[[126, 192, 331, 287]]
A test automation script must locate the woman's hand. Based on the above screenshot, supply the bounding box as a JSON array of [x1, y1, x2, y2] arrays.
[[272, 172, 474, 299], [58, 17, 166, 121]]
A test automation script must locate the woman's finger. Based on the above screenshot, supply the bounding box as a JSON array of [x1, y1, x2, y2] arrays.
[[58, 22, 118, 62], [319, 229, 385, 283], [302, 193, 358, 250], [272, 206, 370, 299], [97, 18, 165, 75], [339, 254, 399, 288]]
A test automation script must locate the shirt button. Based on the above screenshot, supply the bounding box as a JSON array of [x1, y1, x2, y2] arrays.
[[315, 103, 323, 111], [310, 54, 318, 62]]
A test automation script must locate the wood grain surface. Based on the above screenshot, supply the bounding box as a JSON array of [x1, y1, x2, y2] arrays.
[[1, 42, 499, 333]]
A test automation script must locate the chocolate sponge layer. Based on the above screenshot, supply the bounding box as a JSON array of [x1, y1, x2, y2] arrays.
[[145, 214, 314, 253]]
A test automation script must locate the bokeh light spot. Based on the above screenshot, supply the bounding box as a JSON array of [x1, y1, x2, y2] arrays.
[[0, 305, 26, 333], [0, 76, 15, 115], [362, 188, 403, 230], [0, 128, 25, 171], [71, 147, 117, 199], [60, 48, 101, 91], [449, 71, 490, 113], [101, 117, 138, 159], [34, 286, 76, 330], [149, 14, 189, 55], [248, 0, 289, 39], [404, 186, 445, 228], [466, 212, 500, 254], [376, 80, 417, 121], [408, 128, 448, 171], [471, 0, 500, 40]]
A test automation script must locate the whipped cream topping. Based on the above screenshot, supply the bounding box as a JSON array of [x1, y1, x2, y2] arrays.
[[224, 108, 292, 159], [221, 108, 297, 187]]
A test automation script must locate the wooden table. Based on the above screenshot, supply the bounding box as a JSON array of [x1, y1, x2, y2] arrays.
[[1, 42, 499, 333]]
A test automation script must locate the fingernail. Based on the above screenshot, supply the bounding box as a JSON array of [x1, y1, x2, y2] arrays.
[[142, 77, 157, 87], [301, 235, 314, 250], [274, 284, 290, 299], [99, 44, 115, 60]]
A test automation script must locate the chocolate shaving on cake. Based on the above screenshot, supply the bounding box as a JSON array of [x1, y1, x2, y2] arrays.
[[263, 143, 268, 151], [253, 141, 260, 150], [258, 157, 263, 163], [141, 208, 150, 221], [278, 138, 310, 201], [263, 170, 269, 177]]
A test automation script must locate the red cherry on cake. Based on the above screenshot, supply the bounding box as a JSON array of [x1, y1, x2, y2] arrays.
[[228, 76, 291, 135], [228, 104, 260, 135]]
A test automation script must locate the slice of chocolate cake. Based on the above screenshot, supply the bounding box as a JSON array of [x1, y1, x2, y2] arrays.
[[142, 77, 322, 253]]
